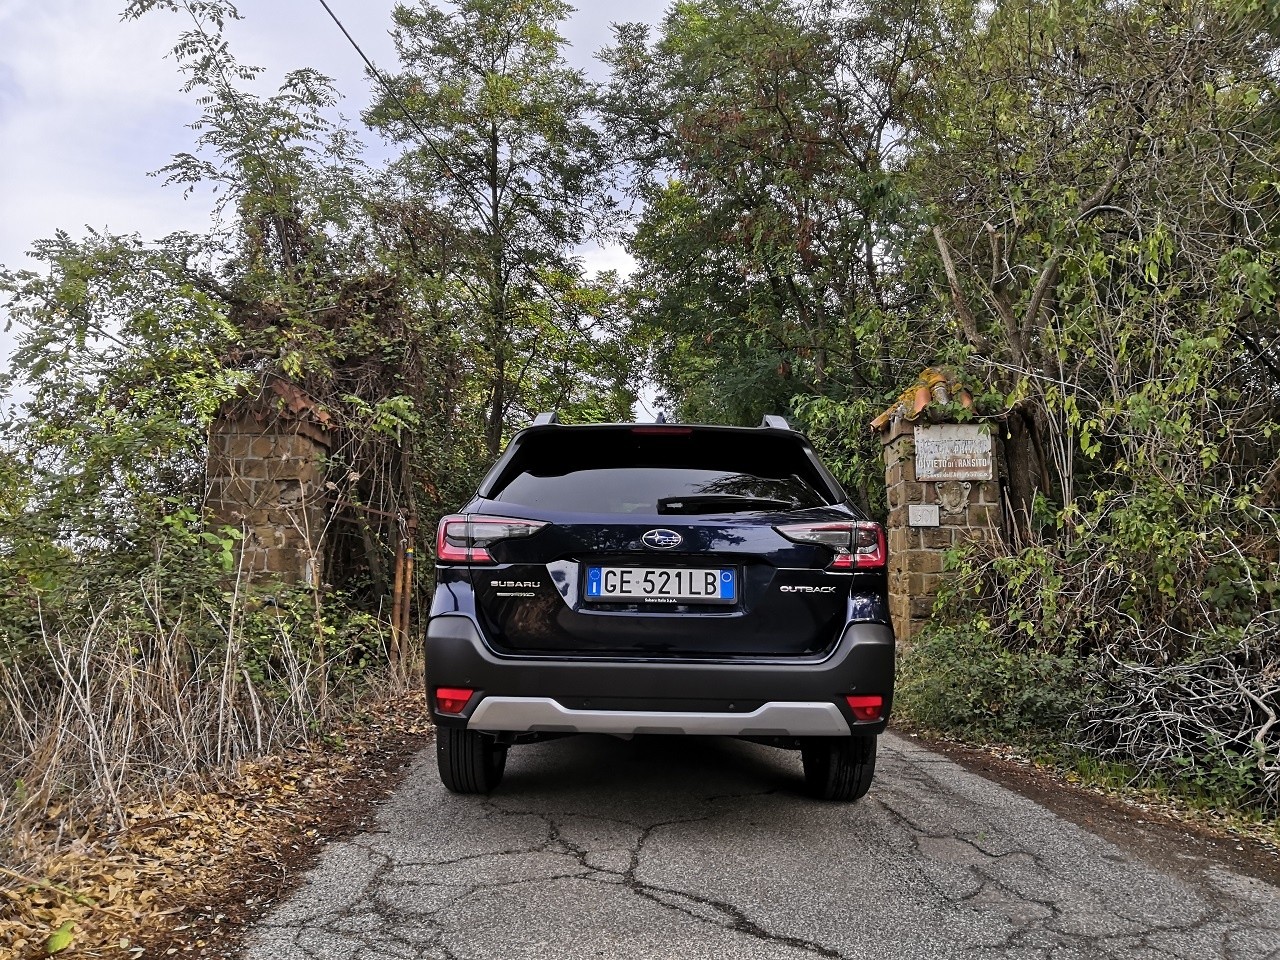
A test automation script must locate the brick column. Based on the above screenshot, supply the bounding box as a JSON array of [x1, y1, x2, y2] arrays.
[[881, 419, 932, 641], [205, 381, 331, 587], [873, 368, 1002, 641]]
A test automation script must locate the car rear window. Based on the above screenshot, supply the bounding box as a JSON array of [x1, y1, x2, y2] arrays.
[[494, 467, 827, 514], [484, 427, 839, 514]]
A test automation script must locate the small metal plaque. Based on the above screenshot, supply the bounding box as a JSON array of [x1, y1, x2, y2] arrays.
[[914, 424, 993, 481], [908, 504, 940, 527]]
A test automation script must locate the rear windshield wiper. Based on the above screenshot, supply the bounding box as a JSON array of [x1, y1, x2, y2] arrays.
[[657, 494, 798, 515]]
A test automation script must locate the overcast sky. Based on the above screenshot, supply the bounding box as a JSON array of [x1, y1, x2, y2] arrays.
[[0, 0, 668, 397]]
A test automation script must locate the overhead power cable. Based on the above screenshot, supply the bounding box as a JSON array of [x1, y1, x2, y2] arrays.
[[312, 0, 488, 223]]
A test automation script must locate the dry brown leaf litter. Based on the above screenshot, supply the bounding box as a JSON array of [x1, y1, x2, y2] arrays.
[[1, 694, 431, 959]]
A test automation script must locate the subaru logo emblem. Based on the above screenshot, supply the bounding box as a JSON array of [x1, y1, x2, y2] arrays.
[[641, 528, 683, 550]]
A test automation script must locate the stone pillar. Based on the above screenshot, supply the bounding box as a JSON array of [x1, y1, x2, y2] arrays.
[[205, 380, 331, 587], [873, 368, 1002, 641]]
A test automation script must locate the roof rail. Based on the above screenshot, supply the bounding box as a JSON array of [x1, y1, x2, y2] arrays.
[[532, 412, 560, 426], [760, 414, 791, 430]]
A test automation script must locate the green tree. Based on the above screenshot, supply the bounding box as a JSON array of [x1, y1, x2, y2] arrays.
[[601, 0, 940, 505], [0, 229, 242, 573], [4, 3, 438, 622], [897, 0, 1280, 803], [367, 0, 634, 457], [5, 0, 640, 621], [910, 0, 1280, 541]]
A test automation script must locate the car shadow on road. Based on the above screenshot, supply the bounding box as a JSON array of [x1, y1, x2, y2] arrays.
[[494, 733, 812, 804]]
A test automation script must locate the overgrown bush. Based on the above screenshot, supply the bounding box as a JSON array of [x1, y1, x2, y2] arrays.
[[900, 517, 1280, 812], [1076, 626, 1279, 807], [897, 619, 1094, 748]]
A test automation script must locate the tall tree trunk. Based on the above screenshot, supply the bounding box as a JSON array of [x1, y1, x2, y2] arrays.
[[486, 355, 506, 460], [1001, 403, 1043, 546]]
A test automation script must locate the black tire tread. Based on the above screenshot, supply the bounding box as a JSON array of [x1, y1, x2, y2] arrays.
[[801, 735, 877, 801], [437, 726, 506, 794]]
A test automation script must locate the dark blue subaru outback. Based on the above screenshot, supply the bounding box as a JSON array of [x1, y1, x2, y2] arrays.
[[425, 415, 895, 800]]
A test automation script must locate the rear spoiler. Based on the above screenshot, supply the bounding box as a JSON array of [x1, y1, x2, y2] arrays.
[[529, 412, 793, 430]]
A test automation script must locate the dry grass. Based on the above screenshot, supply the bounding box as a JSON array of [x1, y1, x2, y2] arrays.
[[2, 609, 322, 859], [0, 575, 421, 956], [0, 696, 430, 958]]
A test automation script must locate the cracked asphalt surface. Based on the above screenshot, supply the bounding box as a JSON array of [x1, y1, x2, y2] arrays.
[[245, 732, 1280, 960]]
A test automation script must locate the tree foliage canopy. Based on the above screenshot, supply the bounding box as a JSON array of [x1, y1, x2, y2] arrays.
[[1, 0, 1278, 807]]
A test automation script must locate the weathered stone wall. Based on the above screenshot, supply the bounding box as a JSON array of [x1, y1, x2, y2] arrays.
[[878, 405, 1003, 641], [206, 408, 330, 587]]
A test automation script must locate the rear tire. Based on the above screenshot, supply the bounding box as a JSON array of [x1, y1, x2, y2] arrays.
[[437, 726, 507, 794], [801, 735, 876, 801]]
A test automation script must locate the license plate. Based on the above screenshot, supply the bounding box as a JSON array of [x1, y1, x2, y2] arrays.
[[584, 566, 736, 603]]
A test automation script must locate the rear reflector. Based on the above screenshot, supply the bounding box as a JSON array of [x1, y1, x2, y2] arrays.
[[435, 687, 474, 715], [776, 520, 887, 570], [845, 694, 884, 722], [436, 515, 547, 564]]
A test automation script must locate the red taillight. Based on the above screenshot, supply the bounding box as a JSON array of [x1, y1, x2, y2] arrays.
[[630, 426, 694, 435], [775, 521, 886, 570], [845, 694, 884, 722], [435, 687, 474, 715], [435, 515, 547, 564], [436, 517, 478, 563]]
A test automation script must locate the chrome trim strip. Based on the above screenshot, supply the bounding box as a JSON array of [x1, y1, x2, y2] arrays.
[[467, 697, 849, 737]]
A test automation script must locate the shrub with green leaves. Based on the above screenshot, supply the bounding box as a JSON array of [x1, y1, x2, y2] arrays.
[[897, 618, 1093, 748]]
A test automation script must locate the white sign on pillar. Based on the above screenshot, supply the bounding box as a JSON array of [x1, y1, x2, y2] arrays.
[[908, 504, 940, 527], [914, 424, 993, 482]]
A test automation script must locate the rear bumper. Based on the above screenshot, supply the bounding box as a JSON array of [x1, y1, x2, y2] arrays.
[[469, 697, 851, 736], [425, 615, 895, 737]]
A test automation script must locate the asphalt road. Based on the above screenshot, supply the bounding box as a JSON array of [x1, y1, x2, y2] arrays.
[[245, 732, 1280, 960]]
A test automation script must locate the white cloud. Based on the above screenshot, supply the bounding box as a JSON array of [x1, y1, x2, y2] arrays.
[[0, 1, 203, 386]]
